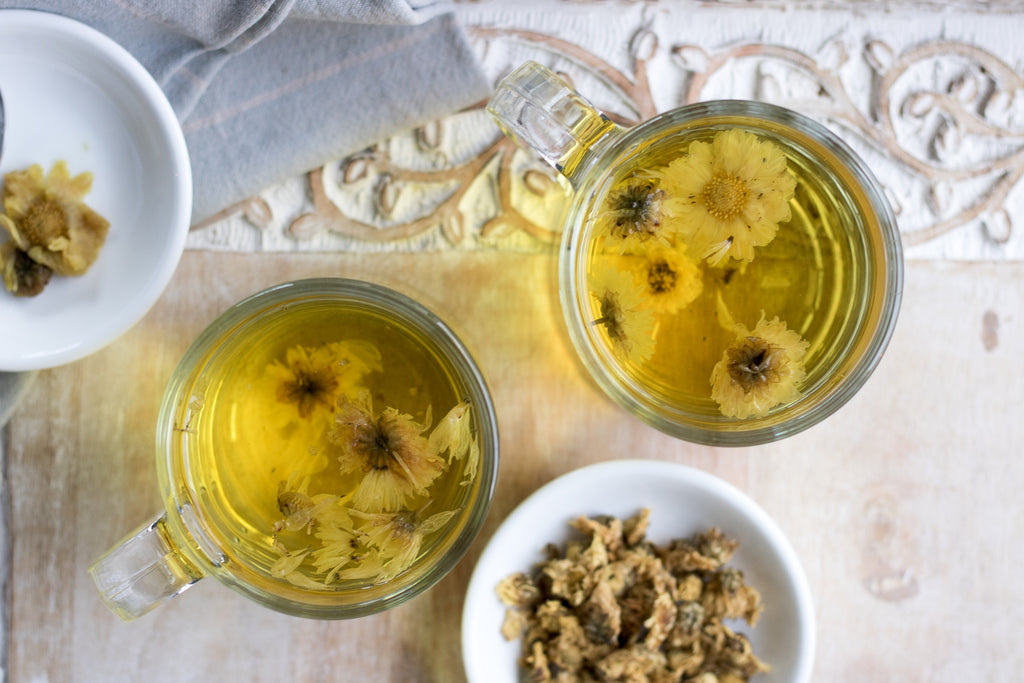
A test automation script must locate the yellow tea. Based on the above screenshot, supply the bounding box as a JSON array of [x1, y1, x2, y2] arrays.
[[171, 297, 482, 590], [578, 116, 881, 419]]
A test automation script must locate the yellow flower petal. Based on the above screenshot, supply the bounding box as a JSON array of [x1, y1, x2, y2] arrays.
[[427, 400, 473, 462], [311, 516, 363, 583]]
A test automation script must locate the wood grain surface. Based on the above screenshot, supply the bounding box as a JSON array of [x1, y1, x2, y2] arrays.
[[3, 251, 1022, 681]]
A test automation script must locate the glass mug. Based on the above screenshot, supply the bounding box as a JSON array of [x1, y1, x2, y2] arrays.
[[488, 62, 902, 446], [89, 279, 499, 620]]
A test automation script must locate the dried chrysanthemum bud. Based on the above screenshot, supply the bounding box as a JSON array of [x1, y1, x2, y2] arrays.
[[675, 600, 705, 636], [0, 161, 109, 277], [496, 572, 542, 609], [695, 527, 739, 567], [710, 314, 809, 418], [704, 623, 771, 679], [703, 567, 763, 625], [661, 129, 796, 266], [0, 241, 52, 297]]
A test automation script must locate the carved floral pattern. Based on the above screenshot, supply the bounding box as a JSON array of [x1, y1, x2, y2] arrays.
[[192, 12, 1024, 256]]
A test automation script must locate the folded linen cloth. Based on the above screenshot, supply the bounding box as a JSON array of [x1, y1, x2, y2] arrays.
[[0, 0, 490, 223]]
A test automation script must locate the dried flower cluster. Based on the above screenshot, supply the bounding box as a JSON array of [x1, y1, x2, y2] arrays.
[[497, 510, 769, 683], [585, 129, 808, 418], [0, 161, 109, 297], [265, 340, 479, 588]]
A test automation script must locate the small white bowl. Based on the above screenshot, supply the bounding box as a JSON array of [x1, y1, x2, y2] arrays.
[[0, 10, 191, 371], [462, 460, 815, 683]]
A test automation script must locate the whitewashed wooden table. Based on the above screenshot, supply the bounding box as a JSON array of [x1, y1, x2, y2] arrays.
[[3, 2, 1024, 681]]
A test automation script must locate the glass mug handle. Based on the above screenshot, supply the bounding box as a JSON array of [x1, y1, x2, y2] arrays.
[[88, 513, 203, 621], [486, 61, 623, 187]]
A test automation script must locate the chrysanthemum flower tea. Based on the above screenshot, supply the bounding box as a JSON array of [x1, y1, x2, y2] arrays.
[[581, 122, 876, 420], [177, 298, 484, 590], [490, 62, 902, 444], [90, 280, 496, 620]]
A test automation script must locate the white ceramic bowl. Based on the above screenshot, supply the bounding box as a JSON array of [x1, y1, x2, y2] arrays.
[[462, 460, 815, 683], [0, 10, 191, 371]]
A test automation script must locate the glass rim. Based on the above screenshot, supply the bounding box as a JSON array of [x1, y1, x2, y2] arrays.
[[155, 277, 500, 618], [559, 100, 904, 446]]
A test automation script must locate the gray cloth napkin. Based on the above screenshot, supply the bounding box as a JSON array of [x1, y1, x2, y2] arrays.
[[0, 0, 490, 223], [0, 1, 490, 426]]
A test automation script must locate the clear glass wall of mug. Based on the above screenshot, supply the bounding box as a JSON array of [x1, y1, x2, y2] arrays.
[[488, 62, 902, 446]]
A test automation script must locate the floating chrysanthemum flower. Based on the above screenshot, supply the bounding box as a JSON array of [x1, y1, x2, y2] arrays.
[[0, 161, 109, 277], [587, 262, 656, 363], [662, 129, 796, 266], [351, 508, 458, 582], [270, 345, 341, 419], [613, 242, 704, 315], [266, 340, 381, 421], [594, 173, 677, 250], [710, 315, 809, 419], [329, 391, 445, 512]]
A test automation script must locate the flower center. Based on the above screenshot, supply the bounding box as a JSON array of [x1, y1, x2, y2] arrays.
[[22, 199, 69, 244], [701, 173, 748, 220], [295, 372, 326, 397], [727, 336, 783, 392], [608, 181, 664, 239], [277, 364, 339, 418], [391, 512, 418, 538], [597, 293, 626, 342], [647, 260, 677, 294], [358, 423, 398, 470]]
